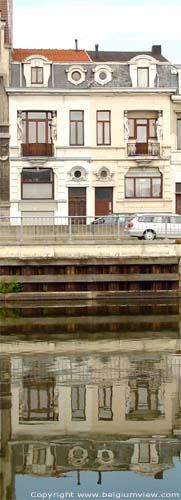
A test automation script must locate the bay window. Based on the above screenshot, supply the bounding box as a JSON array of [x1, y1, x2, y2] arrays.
[[125, 168, 162, 198], [21, 168, 54, 199]]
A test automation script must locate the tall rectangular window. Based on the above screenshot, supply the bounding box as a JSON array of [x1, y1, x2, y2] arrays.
[[137, 68, 149, 87], [70, 111, 84, 145], [71, 386, 86, 420], [31, 67, 43, 84], [98, 386, 113, 420], [97, 111, 111, 145], [177, 119, 181, 149]]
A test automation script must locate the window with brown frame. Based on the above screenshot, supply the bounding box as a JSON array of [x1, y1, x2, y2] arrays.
[[137, 67, 149, 87], [31, 67, 43, 84], [21, 111, 53, 156], [128, 118, 157, 139], [97, 111, 111, 145], [21, 168, 54, 199], [125, 169, 162, 198], [20, 379, 56, 421], [177, 119, 181, 149], [70, 111, 84, 145]]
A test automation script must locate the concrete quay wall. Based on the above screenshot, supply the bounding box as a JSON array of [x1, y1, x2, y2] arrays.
[[0, 242, 181, 301]]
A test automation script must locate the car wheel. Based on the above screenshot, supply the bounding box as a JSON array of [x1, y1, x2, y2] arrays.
[[143, 230, 155, 241]]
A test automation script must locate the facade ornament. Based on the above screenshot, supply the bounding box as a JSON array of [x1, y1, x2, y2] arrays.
[[156, 111, 163, 141], [95, 167, 114, 182], [124, 111, 130, 141], [17, 111, 23, 142], [67, 166, 88, 182], [51, 112, 57, 144], [0, 144, 9, 161]]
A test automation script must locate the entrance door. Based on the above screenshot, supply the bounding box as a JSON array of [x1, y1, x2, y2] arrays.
[[176, 183, 181, 214], [68, 187, 86, 223], [136, 119, 148, 155], [95, 187, 113, 216]]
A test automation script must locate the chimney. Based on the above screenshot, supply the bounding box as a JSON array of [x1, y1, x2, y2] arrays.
[[95, 44, 99, 58], [152, 45, 162, 55], [75, 39, 78, 51]]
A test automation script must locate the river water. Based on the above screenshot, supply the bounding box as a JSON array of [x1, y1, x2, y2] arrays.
[[0, 298, 181, 500]]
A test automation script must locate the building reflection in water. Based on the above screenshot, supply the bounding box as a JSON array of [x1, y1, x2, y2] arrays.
[[0, 299, 181, 498]]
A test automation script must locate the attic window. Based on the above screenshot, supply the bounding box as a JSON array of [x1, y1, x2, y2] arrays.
[[71, 71, 82, 82], [94, 66, 112, 85], [31, 67, 43, 84], [67, 66, 86, 85], [137, 68, 149, 87]]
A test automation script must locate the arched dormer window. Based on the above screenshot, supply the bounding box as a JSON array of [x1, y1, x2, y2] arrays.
[[129, 55, 157, 88], [23, 55, 51, 87]]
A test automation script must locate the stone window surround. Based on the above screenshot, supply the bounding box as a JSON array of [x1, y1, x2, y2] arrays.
[[66, 65, 87, 85], [93, 65, 113, 85], [23, 55, 51, 87], [129, 55, 157, 89]]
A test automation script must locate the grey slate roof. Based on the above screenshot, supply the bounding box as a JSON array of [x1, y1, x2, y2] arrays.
[[87, 50, 168, 63]]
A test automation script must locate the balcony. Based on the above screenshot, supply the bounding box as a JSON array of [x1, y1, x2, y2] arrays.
[[21, 143, 54, 157], [127, 142, 160, 157]]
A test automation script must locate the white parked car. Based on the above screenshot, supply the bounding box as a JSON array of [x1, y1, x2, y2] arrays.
[[126, 213, 181, 240]]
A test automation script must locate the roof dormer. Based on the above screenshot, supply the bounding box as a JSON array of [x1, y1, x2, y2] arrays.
[[23, 55, 51, 87], [129, 55, 157, 88]]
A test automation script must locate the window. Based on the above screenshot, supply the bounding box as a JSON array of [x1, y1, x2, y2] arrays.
[[98, 386, 113, 420], [177, 119, 181, 149], [21, 168, 54, 199], [128, 118, 157, 139], [70, 111, 84, 145], [31, 67, 43, 84], [137, 67, 149, 87], [22, 112, 51, 144], [97, 111, 111, 145], [20, 379, 56, 421], [125, 168, 162, 198], [71, 386, 86, 420], [21, 111, 53, 156]]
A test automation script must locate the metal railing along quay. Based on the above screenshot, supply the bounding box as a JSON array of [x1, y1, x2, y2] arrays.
[[0, 215, 180, 244], [0, 216, 128, 244]]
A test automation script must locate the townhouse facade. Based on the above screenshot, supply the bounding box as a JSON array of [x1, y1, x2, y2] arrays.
[[6, 43, 181, 221], [0, 0, 12, 216]]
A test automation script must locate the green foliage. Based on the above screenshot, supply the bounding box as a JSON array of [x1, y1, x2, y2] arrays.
[[0, 280, 22, 294], [0, 308, 21, 319]]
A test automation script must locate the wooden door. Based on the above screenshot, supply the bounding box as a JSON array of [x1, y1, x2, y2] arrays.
[[175, 184, 181, 214], [95, 187, 113, 216], [68, 187, 86, 223], [176, 194, 181, 214]]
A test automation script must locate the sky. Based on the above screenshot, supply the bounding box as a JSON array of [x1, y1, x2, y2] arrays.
[[13, 0, 181, 63]]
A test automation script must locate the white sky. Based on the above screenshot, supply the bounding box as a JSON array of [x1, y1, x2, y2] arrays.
[[13, 0, 181, 63]]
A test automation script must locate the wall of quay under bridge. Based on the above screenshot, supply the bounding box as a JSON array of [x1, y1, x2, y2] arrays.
[[1, 242, 181, 301]]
